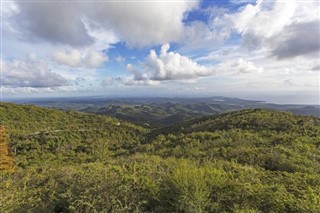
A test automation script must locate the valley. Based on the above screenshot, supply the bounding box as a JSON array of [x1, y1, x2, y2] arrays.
[[9, 96, 320, 127]]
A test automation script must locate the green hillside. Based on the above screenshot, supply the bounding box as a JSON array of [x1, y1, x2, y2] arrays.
[[144, 109, 320, 174], [0, 102, 147, 167], [151, 108, 320, 134], [81, 102, 220, 127], [1, 103, 320, 212], [79, 101, 320, 127]]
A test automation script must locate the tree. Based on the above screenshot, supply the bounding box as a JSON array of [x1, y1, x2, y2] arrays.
[[0, 126, 14, 173]]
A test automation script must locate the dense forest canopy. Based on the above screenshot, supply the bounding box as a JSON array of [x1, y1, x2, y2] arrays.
[[1, 102, 320, 212]]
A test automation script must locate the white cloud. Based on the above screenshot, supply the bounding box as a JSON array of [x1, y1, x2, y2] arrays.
[[122, 43, 215, 85], [232, 1, 296, 38], [120, 78, 160, 86], [85, 51, 108, 68], [231, 58, 263, 74], [1, 87, 51, 95], [89, 1, 198, 48], [1, 0, 20, 35], [180, 6, 232, 51], [119, 64, 159, 86], [11, 1, 198, 48], [52, 50, 82, 67], [182, 21, 228, 51], [1, 58, 68, 88], [195, 46, 248, 62], [216, 58, 263, 75], [270, 21, 320, 59], [52, 49, 107, 68], [82, 20, 119, 51], [13, 1, 93, 47], [181, 0, 297, 51], [202, 0, 320, 59]]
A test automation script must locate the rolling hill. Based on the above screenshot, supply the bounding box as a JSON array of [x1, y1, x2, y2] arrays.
[[1, 103, 320, 212], [149, 108, 320, 134], [11, 96, 320, 127], [0, 102, 147, 167], [144, 109, 320, 173]]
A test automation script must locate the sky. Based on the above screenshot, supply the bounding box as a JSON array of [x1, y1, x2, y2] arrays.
[[1, 0, 320, 104]]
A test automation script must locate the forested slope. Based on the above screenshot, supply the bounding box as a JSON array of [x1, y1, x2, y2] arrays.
[[1, 103, 319, 212], [180, 108, 320, 133], [0, 102, 147, 167], [81, 102, 242, 127], [79, 101, 320, 127], [144, 109, 320, 173]]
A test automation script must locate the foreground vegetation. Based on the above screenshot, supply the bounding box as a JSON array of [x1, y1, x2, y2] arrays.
[[1, 103, 319, 212]]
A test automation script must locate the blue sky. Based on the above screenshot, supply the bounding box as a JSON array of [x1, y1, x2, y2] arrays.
[[1, 0, 319, 104]]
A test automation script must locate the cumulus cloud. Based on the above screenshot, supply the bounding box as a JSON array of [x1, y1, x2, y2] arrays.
[[181, 0, 281, 51], [1, 58, 68, 88], [11, 1, 198, 48], [230, 58, 263, 74], [52, 49, 107, 68], [219, 0, 296, 51], [237, 1, 319, 58], [88, 1, 198, 47], [52, 50, 82, 67], [122, 43, 215, 85], [14, 1, 92, 46], [180, 6, 232, 51], [119, 64, 159, 86], [207, 0, 320, 58], [182, 21, 229, 50], [6, 0, 319, 57], [214, 58, 263, 75], [232, 1, 296, 39], [127, 64, 146, 81], [85, 51, 108, 68], [271, 21, 320, 59]]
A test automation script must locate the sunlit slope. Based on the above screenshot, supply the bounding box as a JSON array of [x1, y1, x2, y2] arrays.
[[0, 102, 148, 166], [81, 102, 320, 127], [145, 109, 320, 173], [1, 104, 320, 212], [153, 108, 320, 134]]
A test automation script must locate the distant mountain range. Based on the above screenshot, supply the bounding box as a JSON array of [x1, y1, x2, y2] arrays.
[[10, 96, 320, 127]]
